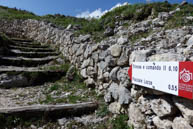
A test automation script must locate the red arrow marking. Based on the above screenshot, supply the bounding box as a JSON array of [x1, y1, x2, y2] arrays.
[[128, 65, 132, 81]]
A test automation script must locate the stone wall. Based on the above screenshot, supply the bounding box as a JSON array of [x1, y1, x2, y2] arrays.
[[1, 17, 193, 129]]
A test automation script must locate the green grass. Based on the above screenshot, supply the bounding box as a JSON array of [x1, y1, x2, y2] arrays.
[[112, 115, 132, 129], [0, 2, 190, 40], [165, 4, 193, 29], [129, 29, 153, 44], [96, 103, 110, 117], [49, 84, 60, 92], [38, 69, 97, 104]]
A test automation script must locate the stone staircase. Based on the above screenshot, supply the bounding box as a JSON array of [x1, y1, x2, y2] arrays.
[[0, 37, 65, 88], [0, 37, 98, 128]]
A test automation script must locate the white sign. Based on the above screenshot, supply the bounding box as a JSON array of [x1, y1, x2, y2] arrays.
[[128, 62, 193, 99]]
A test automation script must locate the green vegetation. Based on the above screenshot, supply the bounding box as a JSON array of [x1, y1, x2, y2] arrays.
[[1, 2, 191, 37], [130, 29, 153, 44], [96, 103, 110, 117], [43, 63, 70, 72], [38, 69, 96, 104], [165, 4, 193, 29], [0, 113, 59, 129], [100, 2, 176, 29], [0, 2, 193, 43], [112, 115, 131, 129], [0, 5, 39, 20], [0, 33, 13, 55]]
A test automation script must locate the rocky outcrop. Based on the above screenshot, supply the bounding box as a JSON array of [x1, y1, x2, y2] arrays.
[[1, 8, 193, 128]]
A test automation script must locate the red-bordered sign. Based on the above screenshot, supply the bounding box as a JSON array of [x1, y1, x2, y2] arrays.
[[128, 62, 193, 99]]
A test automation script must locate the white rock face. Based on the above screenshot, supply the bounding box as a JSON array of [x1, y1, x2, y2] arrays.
[[129, 49, 153, 65], [172, 117, 193, 129], [128, 103, 146, 129], [117, 36, 128, 45], [80, 69, 87, 78], [173, 96, 193, 124], [149, 53, 185, 61], [187, 35, 193, 47], [109, 44, 122, 57], [151, 97, 177, 117], [153, 116, 172, 129], [118, 86, 131, 105], [108, 102, 122, 114]]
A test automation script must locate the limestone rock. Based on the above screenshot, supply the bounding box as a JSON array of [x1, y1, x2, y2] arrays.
[[131, 86, 144, 100], [172, 117, 193, 129], [186, 35, 193, 47], [109, 66, 120, 81], [105, 56, 117, 67], [153, 116, 172, 129], [149, 53, 185, 61], [104, 91, 112, 103], [108, 102, 122, 114], [87, 66, 97, 77], [80, 69, 87, 78], [117, 67, 129, 82], [151, 97, 177, 117], [84, 45, 92, 59], [98, 61, 108, 72], [66, 24, 72, 30], [74, 115, 105, 126], [128, 103, 146, 129], [58, 118, 68, 126], [84, 77, 95, 88], [66, 65, 75, 81], [99, 50, 108, 61], [117, 36, 128, 45], [129, 49, 154, 65], [81, 58, 91, 68], [158, 12, 170, 21], [109, 44, 122, 57], [78, 34, 91, 42], [138, 96, 152, 114], [186, 16, 193, 21], [104, 27, 114, 36], [118, 86, 132, 105], [104, 83, 119, 103], [76, 44, 86, 56], [173, 96, 193, 124], [117, 48, 129, 66]]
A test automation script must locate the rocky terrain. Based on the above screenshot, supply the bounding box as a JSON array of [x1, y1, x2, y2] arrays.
[[0, 1, 193, 129]]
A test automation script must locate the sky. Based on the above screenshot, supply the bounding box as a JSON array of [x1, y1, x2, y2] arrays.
[[0, 0, 192, 18]]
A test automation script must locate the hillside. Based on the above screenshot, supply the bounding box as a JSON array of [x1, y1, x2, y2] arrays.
[[0, 1, 193, 129], [0, 2, 193, 37]]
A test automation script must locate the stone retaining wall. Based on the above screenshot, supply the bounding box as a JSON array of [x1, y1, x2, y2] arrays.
[[1, 19, 193, 129]]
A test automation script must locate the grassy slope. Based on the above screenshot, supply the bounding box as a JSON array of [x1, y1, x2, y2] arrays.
[[0, 2, 193, 43]]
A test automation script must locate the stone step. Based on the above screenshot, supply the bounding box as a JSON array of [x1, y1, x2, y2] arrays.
[[13, 41, 41, 46], [9, 49, 58, 58], [0, 66, 41, 72], [0, 102, 98, 118], [10, 42, 49, 48], [0, 65, 62, 72], [11, 38, 33, 42], [0, 56, 57, 67], [8, 45, 55, 52], [0, 70, 65, 88]]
